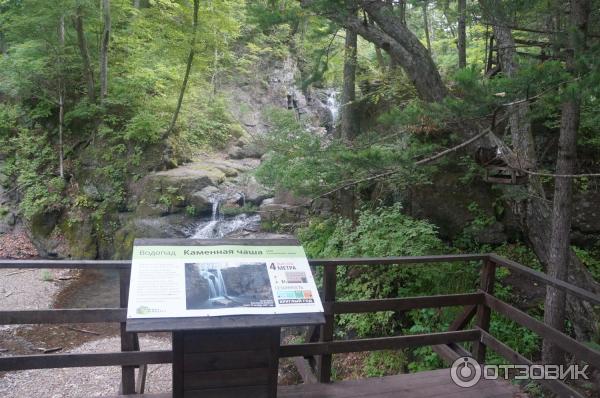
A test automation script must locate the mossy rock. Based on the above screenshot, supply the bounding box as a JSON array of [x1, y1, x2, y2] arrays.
[[112, 214, 191, 259], [128, 163, 225, 218], [28, 211, 60, 238], [59, 216, 98, 259]]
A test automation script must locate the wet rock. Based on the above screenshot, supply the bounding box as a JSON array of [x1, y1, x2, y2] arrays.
[[259, 198, 308, 225], [188, 186, 220, 214], [242, 176, 272, 205], [129, 163, 225, 217], [112, 214, 191, 259]]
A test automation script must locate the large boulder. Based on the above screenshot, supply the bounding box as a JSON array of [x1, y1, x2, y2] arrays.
[[241, 176, 272, 205], [129, 163, 226, 217], [112, 214, 191, 259], [227, 132, 265, 159], [188, 186, 220, 212]]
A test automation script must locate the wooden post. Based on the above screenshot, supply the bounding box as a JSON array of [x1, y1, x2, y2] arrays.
[[473, 259, 496, 363], [172, 328, 280, 398], [119, 269, 136, 394], [317, 264, 336, 383]]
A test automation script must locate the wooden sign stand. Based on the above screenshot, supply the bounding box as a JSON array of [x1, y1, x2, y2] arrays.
[[172, 327, 280, 398], [126, 239, 325, 398]]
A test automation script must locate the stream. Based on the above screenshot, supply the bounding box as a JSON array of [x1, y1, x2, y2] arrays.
[[191, 196, 261, 239], [56, 196, 261, 309]]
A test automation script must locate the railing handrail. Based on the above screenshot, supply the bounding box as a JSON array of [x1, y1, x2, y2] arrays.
[[2, 253, 597, 304], [1, 253, 598, 398]]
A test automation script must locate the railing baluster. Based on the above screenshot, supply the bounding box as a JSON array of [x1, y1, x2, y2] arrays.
[[473, 258, 496, 362], [317, 263, 336, 383], [119, 269, 136, 394]]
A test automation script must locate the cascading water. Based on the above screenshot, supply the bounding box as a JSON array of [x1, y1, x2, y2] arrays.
[[191, 195, 260, 239], [326, 89, 340, 124], [199, 269, 228, 299]]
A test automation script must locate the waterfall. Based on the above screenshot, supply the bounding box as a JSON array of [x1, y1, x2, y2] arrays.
[[192, 197, 222, 239], [191, 195, 260, 239], [326, 89, 339, 123], [199, 268, 228, 299]]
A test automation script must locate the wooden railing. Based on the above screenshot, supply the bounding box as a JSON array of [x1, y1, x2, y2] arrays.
[[1, 254, 599, 397]]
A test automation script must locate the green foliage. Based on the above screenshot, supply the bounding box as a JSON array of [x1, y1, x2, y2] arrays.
[[487, 313, 541, 364], [180, 95, 240, 149], [185, 205, 198, 217], [573, 246, 600, 282], [298, 205, 479, 369], [363, 350, 406, 377], [0, 0, 248, 226], [256, 107, 434, 198]]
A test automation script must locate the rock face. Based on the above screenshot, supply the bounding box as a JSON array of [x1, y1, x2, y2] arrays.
[[259, 193, 310, 227], [221, 263, 273, 299], [110, 156, 272, 259], [405, 172, 513, 242], [20, 54, 337, 260], [0, 157, 19, 236], [225, 56, 335, 160]]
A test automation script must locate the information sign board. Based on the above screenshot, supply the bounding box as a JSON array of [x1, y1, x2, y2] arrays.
[[127, 239, 324, 320]]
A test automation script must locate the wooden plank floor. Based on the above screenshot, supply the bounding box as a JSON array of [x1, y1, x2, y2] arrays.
[[107, 368, 525, 398], [278, 368, 525, 398]]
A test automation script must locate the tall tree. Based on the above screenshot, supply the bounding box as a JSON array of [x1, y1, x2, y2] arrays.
[[167, 0, 200, 135], [457, 0, 466, 68], [542, 0, 591, 366], [299, 0, 447, 102], [478, 0, 599, 347], [340, 28, 358, 142], [73, 6, 95, 103], [58, 13, 65, 179], [100, 0, 110, 102], [421, 1, 432, 53]]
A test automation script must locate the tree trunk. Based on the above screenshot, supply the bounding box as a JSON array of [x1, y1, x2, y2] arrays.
[[210, 40, 219, 97], [0, 31, 6, 55], [337, 22, 358, 220], [457, 0, 466, 68], [340, 28, 358, 142], [58, 15, 65, 179], [300, 0, 446, 101], [167, 0, 200, 135], [542, 98, 580, 365], [479, 0, 599, 347], [542, 0, 590, 366], [368, 15, 386, 71], [351, 1, 447, 101], [421, 1, 431, 53], [73, 7, 95, 103], [134, 0, 140, 8], [100, 0, 111, 102]]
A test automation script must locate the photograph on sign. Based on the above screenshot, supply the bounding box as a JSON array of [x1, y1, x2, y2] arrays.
[[185, 262, 275, 310]]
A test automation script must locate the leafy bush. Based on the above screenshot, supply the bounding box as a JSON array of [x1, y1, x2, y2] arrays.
[[299, 204, 478, 335]]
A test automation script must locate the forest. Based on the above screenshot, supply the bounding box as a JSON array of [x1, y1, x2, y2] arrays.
[[0, 0, 599, 396]]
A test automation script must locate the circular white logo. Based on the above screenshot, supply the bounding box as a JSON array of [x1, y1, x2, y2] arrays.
[[450, 357, 482, 387]]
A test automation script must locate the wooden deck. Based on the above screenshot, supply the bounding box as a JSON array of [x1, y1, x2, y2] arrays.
[[106, 368, 524, 398], [278, 369, 524, 398]]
